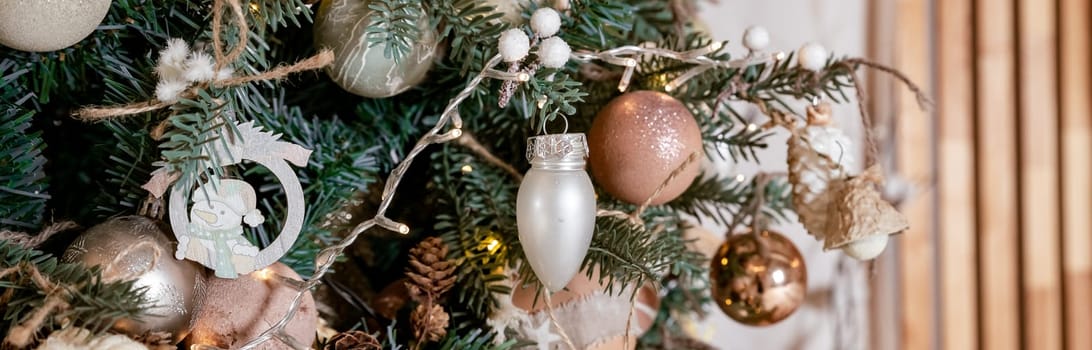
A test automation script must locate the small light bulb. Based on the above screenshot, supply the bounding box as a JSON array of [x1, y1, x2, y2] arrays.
[[485, 238, 501, 254], [746, 123, 758, 132], [255, 268, 274, 281], [461, 164, 474, 174]]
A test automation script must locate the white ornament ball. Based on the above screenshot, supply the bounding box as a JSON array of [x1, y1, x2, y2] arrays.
[[314, 0, 438, 98], [530, 8, 562, 38], [841, 234, 889, 260], [0, 0, 111, 52], [742, 26, 770, 51], [797, 42, 829, 71], [499, 28, 531, 62], [62, 216, 206, 342], [537, 36, 571, 68]]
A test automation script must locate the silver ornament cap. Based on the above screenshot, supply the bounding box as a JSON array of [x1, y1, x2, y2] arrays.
[[517, 133, 597, 292]]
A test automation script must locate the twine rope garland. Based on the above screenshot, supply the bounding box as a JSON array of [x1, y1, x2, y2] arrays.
[[542, 292, 579, 350], [0, 221, 80, 249], [72, 0, 333, 122]]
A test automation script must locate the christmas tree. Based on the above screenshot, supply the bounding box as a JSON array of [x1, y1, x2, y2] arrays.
[[0, 0, 924, 349]]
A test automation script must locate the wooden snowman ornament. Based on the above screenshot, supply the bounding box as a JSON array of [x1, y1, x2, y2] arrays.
[[146, 121, 311, 278]]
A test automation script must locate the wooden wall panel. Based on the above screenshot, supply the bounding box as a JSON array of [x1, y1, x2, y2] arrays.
[[974, 0, 1022, 347], [935, 0, 978, 348], [1058, 0, 1092, 349], [886, 0, 1089, 348], [894, 0, 935, 348], [1016, 0, 1063, 348]]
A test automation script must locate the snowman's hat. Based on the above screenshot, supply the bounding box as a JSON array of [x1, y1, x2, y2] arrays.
[[192, 178, 265, 227]]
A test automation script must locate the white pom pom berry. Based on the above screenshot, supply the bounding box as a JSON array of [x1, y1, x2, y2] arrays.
[[742, 26, 770, 51], [530, 8, 562, 38], [155, 80, 189, 103], [183, 52, 217, 82], [537, 36, 571, 68], [498, 28, 531, 62], [797, 42, 829, 71]]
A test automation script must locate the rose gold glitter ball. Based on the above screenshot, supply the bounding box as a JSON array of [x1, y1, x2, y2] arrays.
[[588, 90, 703, 205]]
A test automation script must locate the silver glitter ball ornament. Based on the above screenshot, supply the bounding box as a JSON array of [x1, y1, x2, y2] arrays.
[[313, 0, 438, 98], [63, 216, 207, 342], [0, 0, 111, 52], [516, 133, 597, 292]]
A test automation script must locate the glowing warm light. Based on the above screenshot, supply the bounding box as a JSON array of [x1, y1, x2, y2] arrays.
[[720, 257, 728, 266], [746, 123, 758, 132], [518, 72, 531, 82], [734, 174, 746, 183], [771, 270, 785, 284], [724, 298, 732, 306], [460, 164, 474, 174], [255, 268, 274, 281], [485, 238, 501, 254]]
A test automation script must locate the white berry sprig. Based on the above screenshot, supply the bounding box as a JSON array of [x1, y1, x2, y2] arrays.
[[154, 38, 235, 102]]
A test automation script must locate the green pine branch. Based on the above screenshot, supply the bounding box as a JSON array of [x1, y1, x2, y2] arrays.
[[365, 0, 424, 62], [431, 0, 508, 74], [665, 173, 795, 228], [0, 109, 48, 230], [437, 328, 517, 350], [248, 90, 382, 276], [431, 145, 517, 321], [0, 240, 150, 337], [91, 118, 158, 217], [520, 69, 587, 133]]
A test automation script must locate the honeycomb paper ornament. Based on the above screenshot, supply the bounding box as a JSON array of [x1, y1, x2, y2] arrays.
[[821, 166, 909, 250], [786, 105, 848, 240], [786, 103, 908, 258]]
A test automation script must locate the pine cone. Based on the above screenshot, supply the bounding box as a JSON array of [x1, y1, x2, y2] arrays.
[[411, 303, 449, 342], [324, 330, 381, 350], [405, 237, 456, 300]]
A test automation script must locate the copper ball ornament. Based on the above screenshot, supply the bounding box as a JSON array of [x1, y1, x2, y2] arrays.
[[62, 216, 207, 342], [588, 91, 703, 205], [186, 262, 317, 349], [709, 230, 807, 326]]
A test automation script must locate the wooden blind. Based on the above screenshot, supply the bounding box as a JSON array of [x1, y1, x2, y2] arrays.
[[875, 0, 1092, 348]]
